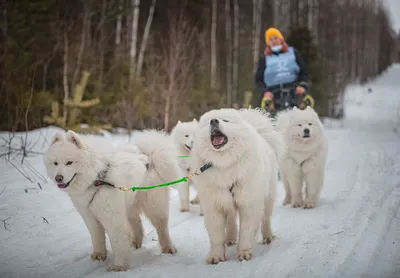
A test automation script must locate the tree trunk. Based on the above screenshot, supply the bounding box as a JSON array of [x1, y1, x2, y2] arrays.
[[164, 87, 172, 131], [98, 0, 106, 89], [129, 0, 140, 89], [225, 0, 232, 106], [115, 0, 123, 61], [232, 0, 239, 106], [71, 2, 88, 90], [252, 0, 263, 69], [272, 0, 278, 26], [62, 31, 69, 126], [136, 0, 156, 80], [210, 0, 217, 90]]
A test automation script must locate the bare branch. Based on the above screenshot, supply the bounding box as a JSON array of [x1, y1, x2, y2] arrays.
[[1, 217, 11, 231]]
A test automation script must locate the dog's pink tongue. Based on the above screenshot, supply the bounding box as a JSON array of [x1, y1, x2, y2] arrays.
[[212, 136, 225, 145], [58, 184, 66, 189]]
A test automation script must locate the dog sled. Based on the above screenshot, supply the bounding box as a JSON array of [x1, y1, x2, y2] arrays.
[[260, 85, 315, 117]]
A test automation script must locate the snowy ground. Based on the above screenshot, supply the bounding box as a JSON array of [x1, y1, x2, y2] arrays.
[[1, 65, 400, 278]]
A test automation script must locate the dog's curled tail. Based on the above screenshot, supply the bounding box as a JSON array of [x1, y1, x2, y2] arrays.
[[239, 108, 287, 162], [132, 129, 183, 183]]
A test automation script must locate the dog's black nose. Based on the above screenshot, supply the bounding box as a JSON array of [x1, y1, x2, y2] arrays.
[[304, 128, 310, 134], [55, 175, 64, 183], [210, 118, 219, 126]]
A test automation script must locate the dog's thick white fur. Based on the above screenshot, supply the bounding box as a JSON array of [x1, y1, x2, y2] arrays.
[[190, 108, 285, 264], [44, 130, 180, 271], [170, 119, 202, 213], [276, 106, 328, 209]]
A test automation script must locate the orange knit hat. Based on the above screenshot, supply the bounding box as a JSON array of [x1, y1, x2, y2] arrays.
[[265, 27, 284, 45]]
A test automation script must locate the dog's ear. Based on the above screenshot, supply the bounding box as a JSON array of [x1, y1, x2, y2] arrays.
[[192, 118, 198, 123], [293, 106, 299, 112], [305, 105, 311, 111], [177, 120, 182, 124], [66, 130, 83, 149], [51, 132, 64, 145]]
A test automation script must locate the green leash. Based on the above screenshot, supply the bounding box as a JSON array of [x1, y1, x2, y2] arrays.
[[117, 162, 212, 192], [177, 155, 191, 158]]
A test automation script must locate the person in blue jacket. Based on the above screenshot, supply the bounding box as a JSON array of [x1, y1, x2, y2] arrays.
[[255, 27, 309, 106]]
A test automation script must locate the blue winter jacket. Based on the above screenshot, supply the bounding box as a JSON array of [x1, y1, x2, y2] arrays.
[[255, 47, 308, 96]]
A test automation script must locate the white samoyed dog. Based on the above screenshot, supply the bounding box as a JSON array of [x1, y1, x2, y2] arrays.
[[170, 118, 202, 213], [190, 108, 285, 264], [44, 130, 180, 271], [275, 106, 328, 209]]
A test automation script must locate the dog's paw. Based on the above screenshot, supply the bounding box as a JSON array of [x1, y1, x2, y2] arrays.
[[303, 200, 316, 209], [262, 235, 276, 245], [206, 253, 226, 264], [180, 207, 189, 212], [237, 249, 252, 261], [190, 195, 200, 204], [91, 251, 107, 261], [133, 241, 142, 249], [107, 265, 128, 272], [225, 238, 236, 246], [282, 196, 291, 205], [292, 200, 304, 208], [161, 245, 177, 254]]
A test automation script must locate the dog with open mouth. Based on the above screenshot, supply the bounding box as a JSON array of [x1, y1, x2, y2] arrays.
[[275, 106, 328, 209], [44, 130, 179, 272], [190, 108, 285, 264], [170, 118, 202, 213]]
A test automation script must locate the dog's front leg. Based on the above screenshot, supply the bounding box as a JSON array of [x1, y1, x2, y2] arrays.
[[203, 205, 226, 264], [237, 203, 262, 261], [103, 217, 132, 272], [302, 158, 324, 209], [93, 196, 132, 272], [285, 159, 303, 208], [73, 201, 107, 261]]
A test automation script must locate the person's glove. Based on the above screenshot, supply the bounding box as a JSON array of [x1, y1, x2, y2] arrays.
[[263, 91, 274, 100], [295, 86, 305, 95]]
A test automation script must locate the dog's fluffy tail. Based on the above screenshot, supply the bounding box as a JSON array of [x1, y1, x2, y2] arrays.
[[239, 108, 286, 162], [132, 129, 183, 183]]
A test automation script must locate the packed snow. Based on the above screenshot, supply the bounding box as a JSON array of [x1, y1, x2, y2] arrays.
[[1, 65, 400, 278]]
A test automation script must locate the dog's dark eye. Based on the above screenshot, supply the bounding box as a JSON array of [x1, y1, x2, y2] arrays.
[[184, 135, 189, 138], [54, 162, 58, 166], [66, 161, 73, 166], [298, 124, 302, 127], [222, 119, 229, 122], [308, 123, 312, 126]]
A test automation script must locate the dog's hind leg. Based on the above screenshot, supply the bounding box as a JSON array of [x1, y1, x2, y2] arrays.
[[177, 182, 190, 212], [262, 176, 277, 244], [190, 192, 200, 204], [142, 189, 177, 254], [127, 205, 144, 249], [281, 171, 291, 205]]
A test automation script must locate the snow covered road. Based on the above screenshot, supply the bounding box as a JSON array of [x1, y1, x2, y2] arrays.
[[1, 65, 400, 278]]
